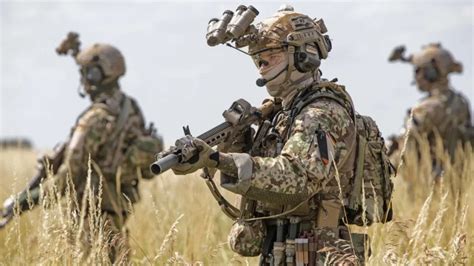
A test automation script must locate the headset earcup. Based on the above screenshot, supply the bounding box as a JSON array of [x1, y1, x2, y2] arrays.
[[423, 65, 439, 82], [324, 35, 332, 53], [294, 51, 306, 72], [294, 47, 321, 73], [86, 66, 104, 85]]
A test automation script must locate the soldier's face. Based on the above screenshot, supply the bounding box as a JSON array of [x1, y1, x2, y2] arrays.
[[253, 48, 287, 76], [79, 65, 104, 96]]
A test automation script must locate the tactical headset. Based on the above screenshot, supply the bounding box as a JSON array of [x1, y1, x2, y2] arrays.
[[85, 65, 104, 85], [420, 60, 440, 83], [293, 37, 332, 73], [78, 65, 104, 98], [288, 16, 332, 74]]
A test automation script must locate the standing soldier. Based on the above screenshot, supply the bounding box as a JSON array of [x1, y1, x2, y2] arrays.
[[388, 44, 472, 176], [158, 5, 394, 265], [0, 32, 163, 262]]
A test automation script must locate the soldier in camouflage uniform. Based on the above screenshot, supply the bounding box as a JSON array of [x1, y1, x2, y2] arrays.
[[167, 6, 379, 265], [388, 44, 472, 176], [0, 33, 163, 262]]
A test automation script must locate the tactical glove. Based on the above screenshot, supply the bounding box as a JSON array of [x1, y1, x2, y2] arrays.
[[171, 136, 219, 175], [0, 197, 14, 229]]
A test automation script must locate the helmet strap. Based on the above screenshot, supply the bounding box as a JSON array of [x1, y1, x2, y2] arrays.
[[281, 46, 296, 88]]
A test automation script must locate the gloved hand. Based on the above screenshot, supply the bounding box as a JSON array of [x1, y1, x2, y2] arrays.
[[0, 197, 14, 229], [217, 126, 254, 153], [171, 136, 219, 175]]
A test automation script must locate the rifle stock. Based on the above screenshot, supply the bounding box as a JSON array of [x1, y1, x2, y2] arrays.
[[1, 142, 66, 221]]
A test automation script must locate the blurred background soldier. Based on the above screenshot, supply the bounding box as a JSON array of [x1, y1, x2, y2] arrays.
[[164, 5, 394, 265], [0, 32, 163, 262], [388, 44, 473, 177]]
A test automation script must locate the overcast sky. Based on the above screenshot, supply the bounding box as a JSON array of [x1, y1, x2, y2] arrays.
[[1, 0, 472, 149]]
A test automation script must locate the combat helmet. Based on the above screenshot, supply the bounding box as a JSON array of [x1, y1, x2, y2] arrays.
[[247, 5, 332, 74], [206, 5, 332, 90], [56, 32, 126, 97], [389, 43, 462, 83], [411, 43, 462, 80], [76, 43, 126, 85]]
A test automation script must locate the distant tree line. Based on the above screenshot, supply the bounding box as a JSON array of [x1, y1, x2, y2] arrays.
[[0, 138, 33, 149]]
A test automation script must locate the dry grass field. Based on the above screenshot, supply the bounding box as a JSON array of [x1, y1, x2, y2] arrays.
[[0, 139, 472, 265]]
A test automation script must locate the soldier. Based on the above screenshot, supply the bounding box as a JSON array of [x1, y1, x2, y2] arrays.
[[388, 44, 472, 176], [161, 5, 394, 265], [0, 32, 163, 262]]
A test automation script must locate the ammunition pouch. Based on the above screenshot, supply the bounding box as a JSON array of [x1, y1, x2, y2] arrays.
[[257, 199, 369, 265]]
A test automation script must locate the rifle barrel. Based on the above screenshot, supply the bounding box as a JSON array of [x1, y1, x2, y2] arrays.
[[150, 154, 180, 175]]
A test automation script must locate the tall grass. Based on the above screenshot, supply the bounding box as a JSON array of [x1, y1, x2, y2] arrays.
[[0, 137, 472, 264]]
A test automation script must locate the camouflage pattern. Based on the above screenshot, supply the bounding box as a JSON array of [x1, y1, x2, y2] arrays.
[[248, 10, 304, 54], [407, 87, 471, 157], [50, 88, 160, 213], [76, 43, 126, 84], [217, 82, 361, 261], [248, 10, 329, 60], [221, 93, 356, 204], [312, 227, 359, 265], [350, 114, 395, 226], [195, 5, 367, 263], [390, 44, 472, 163], [228, 220, 265, 256], [204, 6, 366, 263], [36, 88, 161, 261], [411, 43, 463, 78], [0, 33, 162, 262]]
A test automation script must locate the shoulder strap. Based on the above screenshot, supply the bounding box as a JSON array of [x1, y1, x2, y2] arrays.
[[110, 97, 132, 141], [293, 81, 356, 122], [284, 81, 356, 141]]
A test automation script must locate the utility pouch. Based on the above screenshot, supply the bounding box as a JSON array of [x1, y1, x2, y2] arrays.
[[316, 199, 341, 230], [228, 220, 265, 256]]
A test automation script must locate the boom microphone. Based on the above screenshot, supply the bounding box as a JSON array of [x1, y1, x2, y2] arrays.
[[255, 65, 288, 87]]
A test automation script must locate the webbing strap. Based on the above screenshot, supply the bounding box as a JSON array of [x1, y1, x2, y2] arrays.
[[284, 86, 356, 142], [201, 168, 241, 220], [349, 135, 366, 210], [111, 97, 132, 141]]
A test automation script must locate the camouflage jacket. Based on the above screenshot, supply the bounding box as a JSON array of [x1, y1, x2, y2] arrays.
[[50, 89, 160, 213], [408, 87, 471, 156], [215, 82, 360, 259], [218, 82, 357, 214]]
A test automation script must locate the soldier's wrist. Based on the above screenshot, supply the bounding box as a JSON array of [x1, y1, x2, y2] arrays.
[[209, 151, 220, 167]]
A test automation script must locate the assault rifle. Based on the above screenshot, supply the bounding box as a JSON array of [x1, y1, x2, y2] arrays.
[[150, 98, 279, 220], [0, 143, 66, 228], [150, 98, 278, 175]]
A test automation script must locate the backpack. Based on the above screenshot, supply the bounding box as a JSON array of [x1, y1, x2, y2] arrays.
[[291, 81, 395, 226], [347, 114, 395, 225]]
